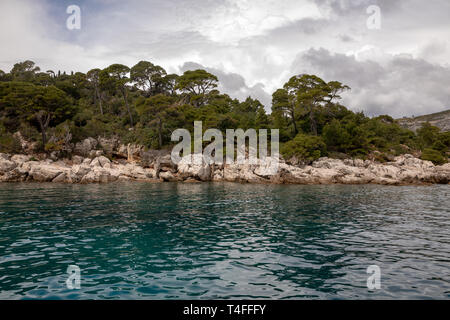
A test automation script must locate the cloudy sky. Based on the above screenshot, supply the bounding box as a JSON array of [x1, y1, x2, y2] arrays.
[[0, 0, 449, 117]]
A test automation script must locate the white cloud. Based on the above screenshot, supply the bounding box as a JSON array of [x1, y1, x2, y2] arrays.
[[0, 0, 449, 117]]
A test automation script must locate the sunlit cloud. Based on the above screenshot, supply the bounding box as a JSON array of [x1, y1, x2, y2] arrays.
[[0, 0, 449, 116]]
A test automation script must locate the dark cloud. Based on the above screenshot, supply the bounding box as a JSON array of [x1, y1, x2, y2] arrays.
[[179, 62, 272, 110], [291, 48, 450, 117], [338, 34, 355, 43], [292, 49, 450, 117], [294, 48, 384, 87]]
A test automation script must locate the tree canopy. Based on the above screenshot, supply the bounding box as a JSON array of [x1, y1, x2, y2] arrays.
[[130, 61, 167, 95], [176, 69, 218, 106], [0, 81, 75, 147], [0, 60, 447, 165]]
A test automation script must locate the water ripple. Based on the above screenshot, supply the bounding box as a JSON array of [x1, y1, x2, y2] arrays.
[[0, 182, 449, 299]]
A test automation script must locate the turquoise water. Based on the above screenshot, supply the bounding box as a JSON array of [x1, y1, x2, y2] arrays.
[[0, 182, 449, 299]]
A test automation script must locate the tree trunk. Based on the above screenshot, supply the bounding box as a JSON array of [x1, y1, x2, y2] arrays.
[[121, 88, 133, 127], [309, 108, 317, 135], [95, 86, 103, 115], [158, 117, 163, 149], [40, 128, 47, 149], [37, 112, 50, 150], [290, 109, 298, 136], [99, 95, 103, 116]]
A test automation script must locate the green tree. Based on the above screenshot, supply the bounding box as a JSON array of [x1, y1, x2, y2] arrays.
[[136, 94, 179, 148], [175, 69, 218, 106], [33, 72, 54, 86], [100, 64, 134, 126], [157, 73, 178, 95], [0, 82, 36, 131], [273, 75, 350, 136], [272, 88, 298, 136], [31, 86, 75, 148], [292, 75, 349, 135], [322, 119, 351, 151], [323, 116, 369, 155], [130, 61, 167, 96], [87, 68, 103, 115], [417, 122, 440, 147], [54, 72, 87, 100], [230, 97, 268, 130], [326, 81, 351, 102], [11, 60, 40, 82], [0, 82, 75, 148]]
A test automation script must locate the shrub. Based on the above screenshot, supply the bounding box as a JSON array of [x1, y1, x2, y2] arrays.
[[44, 141, 62, 152], [45, 121, 74, 152], [432, 140, 447, 153], [439, 132, 450, 148], [322, 119, 351, 150], [350, 148, 369, 157], [417, 123, 440, 147], [281, 133, 326, 163], [0, 126, 22, 153], [421, 148, 447, 165], [323, 118, 369, 153], [18, 122, 40, 142], [122, 125, 157, 149]]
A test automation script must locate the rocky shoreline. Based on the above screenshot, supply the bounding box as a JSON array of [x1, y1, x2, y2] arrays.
[[1, 151, 449, 185], [0, 137, 448, 185]]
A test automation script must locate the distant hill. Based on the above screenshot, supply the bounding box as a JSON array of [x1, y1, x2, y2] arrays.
[[397, 109, 450, 132]]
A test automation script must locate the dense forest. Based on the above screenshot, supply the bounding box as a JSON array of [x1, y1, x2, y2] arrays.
[[0, 60, 448, 165]]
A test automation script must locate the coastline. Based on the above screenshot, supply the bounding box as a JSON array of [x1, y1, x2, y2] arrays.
[[1, 150, 449, 186]]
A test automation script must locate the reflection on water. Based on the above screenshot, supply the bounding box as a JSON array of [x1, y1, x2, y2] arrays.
[[0, 182, 449, 299]]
